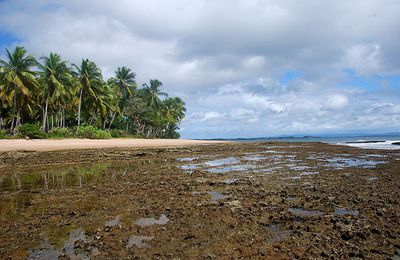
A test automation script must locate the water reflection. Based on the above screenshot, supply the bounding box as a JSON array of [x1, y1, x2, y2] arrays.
[[0, 163, 113, 192]]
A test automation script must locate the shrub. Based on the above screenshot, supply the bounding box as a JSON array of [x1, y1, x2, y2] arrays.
[[16, 123, 47, 139], [110, 129, 129, 138], [75, 125, 111, 139], [48, 127, 75, 138], [0, 129, 8, 139]]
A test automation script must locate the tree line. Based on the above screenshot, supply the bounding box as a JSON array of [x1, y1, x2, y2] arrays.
[[0, 47, 186, 138]]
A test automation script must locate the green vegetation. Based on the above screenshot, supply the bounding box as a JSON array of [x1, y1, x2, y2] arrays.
[[0, 47, 186, 139]]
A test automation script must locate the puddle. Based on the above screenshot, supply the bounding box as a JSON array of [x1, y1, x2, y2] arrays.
[[204, 157, 240, 167], [363, 154, 387, 158], [105, 215, 121, 228], [223, 178, 239, 184], [335, 208, 359, 216], [176, 157, 199, 162], [366, 177, 378, 181], [324, 157, 386, 169], [266, 225, 292, 243], [259, 166, 283, 173], [0, 163, 113, 192], [300, 171, 319, 176], [179, 164, 199, 171], [242, 155, 266, 161], [289, 165, 311, 171], [207, 164, 257, 173], [126, 236, 154, 249], [29, 228, 95, 260], [288, 208, 324, 217], [261, 150, 284, 154], [29, 240, 61, 260], [208, 191, 230, 203], [136, 214, 169, 228], [268, 155, 284, 160], [63, 228, 91, 259]]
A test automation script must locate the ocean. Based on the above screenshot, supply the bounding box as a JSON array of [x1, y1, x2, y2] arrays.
[[223, 135, 400, 150]]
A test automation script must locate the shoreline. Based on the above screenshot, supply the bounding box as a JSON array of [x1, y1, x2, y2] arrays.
[[0, 138, 229, 152]]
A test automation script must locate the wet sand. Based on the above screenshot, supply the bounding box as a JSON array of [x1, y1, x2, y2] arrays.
[[0, 142, 399, 259], [0, 138, 227, 152]]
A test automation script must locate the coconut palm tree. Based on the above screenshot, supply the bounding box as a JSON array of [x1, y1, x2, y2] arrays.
[[141, 79, 168, 109], [0, 47, 39, 132], [38, 53, 72, 131], [163, 97, 186, 123], [108, 66, 136, 99], [72, 59, 104, 126], [162, 97, 186, 138]]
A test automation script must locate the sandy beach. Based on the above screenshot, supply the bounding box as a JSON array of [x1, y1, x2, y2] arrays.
[[0, 138, 227, 152]]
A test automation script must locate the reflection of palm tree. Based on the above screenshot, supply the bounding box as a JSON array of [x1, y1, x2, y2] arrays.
[[0, 47, 39, 132], [142, 79, 168, 109], [38, 53, 72, 131]]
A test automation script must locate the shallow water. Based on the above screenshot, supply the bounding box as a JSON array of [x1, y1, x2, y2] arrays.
[[29, 227, 95, 260], [136, 214, 170, 228], [126, 236, 154, 249], [324, 157, 386, 169], [335, 208, 359, 216], [179, 164, 199, 171], [289, 165, 311, 171], [176, 157, 199, 162], [0, 163, 114, 192], [223, 178, 239, 184], [242, 154, 266, 161], [204, 157, 240, 167], [105, 215, 121, 228], [266, 225, 292, 243], [288, 208, 324, 217], [208, 191, 230, 203], [207, 164, 257, 173], [300, 171, 319, 176]]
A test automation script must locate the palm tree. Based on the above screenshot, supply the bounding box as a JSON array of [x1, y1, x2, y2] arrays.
[[38, 53, 72, 131], [72, 59, 104, 126], [0, 47, 38, 132], [141, 79, 168, 109], [108, 67, 137, 129], [162, 97, 186, 138], [108, 66, 136, 99], [163, 97, 186, 123]]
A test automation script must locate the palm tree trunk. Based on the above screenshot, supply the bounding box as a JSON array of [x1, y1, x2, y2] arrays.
[[16, 111, 21, 128], [42, 94, 49, 131], [63, 109, 66, 128], [125, 120, 129, 134], [77, 88, 83, 126], [103, 118, 107, 129], [108, 113, 116, 131], [11, 91, 17, 132]]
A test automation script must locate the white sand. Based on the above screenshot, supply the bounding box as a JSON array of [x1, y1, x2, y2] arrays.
[[0, 138, 227, 152]]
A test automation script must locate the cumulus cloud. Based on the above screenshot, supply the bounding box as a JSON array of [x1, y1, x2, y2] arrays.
[[0, 0, 399, 138]]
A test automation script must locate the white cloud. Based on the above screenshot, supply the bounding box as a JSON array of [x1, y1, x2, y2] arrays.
[[1, 0, 399, 138], [324, 95, 349, 110]]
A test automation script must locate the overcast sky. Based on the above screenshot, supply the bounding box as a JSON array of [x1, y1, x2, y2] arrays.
[[1, 0, 399, 138]]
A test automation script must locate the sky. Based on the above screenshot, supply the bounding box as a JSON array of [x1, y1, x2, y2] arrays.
[[0, 0, 399, 139]]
